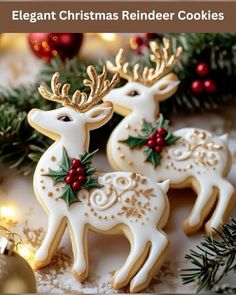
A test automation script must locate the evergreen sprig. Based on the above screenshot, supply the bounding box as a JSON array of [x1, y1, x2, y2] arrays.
[[1, 33, 236, 174], [181, 219, 236, 293]]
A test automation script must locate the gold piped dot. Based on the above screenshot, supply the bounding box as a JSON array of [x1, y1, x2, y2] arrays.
[[51, 156, 56, 161], [40, 180, 44, 183], [56, 188, 60, 192], [111, 215, 115, 219], [125, 198, 130, 203], [99, 216, 102, 219], [117, 145, 121, 150], [125, 124, 130, 129], [120, 153, 125, 159], [48, 192, 53, 197], [42, 186, 45, 190], [128, 160, 133, 165], [154, 206, 157, 210], [84, 213, 88, 217], [40, 168, 44, 172]]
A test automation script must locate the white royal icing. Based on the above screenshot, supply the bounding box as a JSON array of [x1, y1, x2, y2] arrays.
[[104, 81, 235, 231], [28, 105, 170, 292]]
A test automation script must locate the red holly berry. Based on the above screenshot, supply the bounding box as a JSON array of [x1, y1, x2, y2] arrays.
[[78, 175, 86, 183], [156, 128, 167, 138], [156, 137, 165, 146], [191, 80, 204, 94], [72, 181, 81, 191], [71, 159, 81, 168], [146, 140, 156, 148], [65, 176, 73, 185], [195, 62, 209, 77], [68, 169, 77, 177], [204, 79, 217, 93], [76, 166, 85, 175], [155, 145, 163, 153], [148, 133, 156, 141]]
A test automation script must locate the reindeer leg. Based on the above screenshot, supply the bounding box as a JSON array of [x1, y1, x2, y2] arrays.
[[205, 179, 235, 234], [33, 213, 66, 270], [113, 227, 149, 289], [130, 229, 169, 293], [183, 179, 216, 235], [68, 220, 89, 282]]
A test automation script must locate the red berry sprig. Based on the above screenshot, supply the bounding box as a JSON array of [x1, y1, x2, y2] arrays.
[[146, 127, 168, 154], [191, 62, 217, 95], [65, 158, 86, 191]]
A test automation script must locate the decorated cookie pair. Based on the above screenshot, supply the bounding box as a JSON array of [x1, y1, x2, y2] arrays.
[[27, 39, 235, 292]]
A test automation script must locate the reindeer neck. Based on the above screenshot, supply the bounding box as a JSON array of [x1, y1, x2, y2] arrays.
[[121, 104, 159, 128], [42, 134, 89, 162]]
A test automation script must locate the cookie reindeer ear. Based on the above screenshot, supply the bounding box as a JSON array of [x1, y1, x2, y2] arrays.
[[85, 102, 113, 128], [151, 73, 180, 102], [158, 179, 170, 194]]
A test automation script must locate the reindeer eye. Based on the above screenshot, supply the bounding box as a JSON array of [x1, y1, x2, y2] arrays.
[[58, 115, 72, 122], [128, 90, 139, 97]]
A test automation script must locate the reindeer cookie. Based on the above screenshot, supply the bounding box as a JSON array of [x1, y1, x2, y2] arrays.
[[105, 38, 235, 235], [28, 65, 171, 292]]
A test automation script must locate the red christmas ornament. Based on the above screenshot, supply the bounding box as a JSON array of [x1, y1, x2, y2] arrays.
[[28, 33, 83, 62], [195, 62, 209, 77], [191, 80, 204, 94], [204, 79, 217, 93]]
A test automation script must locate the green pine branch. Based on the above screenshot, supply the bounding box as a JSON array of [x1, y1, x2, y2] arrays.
[[181, 218, 236, 293]]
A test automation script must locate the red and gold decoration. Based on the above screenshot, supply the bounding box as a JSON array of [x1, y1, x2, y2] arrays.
[[0, 226, 36, 293], [28, 33, 84, 62], [121, 115, 180, 168], [45, 148, 100, 206], [130, 33, 156, 54]]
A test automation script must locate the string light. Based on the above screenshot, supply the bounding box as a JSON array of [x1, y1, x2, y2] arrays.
[[99, 33, 116, 42]]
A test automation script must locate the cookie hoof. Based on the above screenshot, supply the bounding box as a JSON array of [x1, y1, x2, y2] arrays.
[[182, 218, 202, 235], [71, 267, 88, 283], [32, 259, 49, 270]]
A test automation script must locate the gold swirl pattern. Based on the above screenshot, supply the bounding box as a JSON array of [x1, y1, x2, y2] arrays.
[[168, 129, 223, 167]]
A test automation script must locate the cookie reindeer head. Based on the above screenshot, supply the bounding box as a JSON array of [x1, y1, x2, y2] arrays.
[[28, 66, 120, 147], [105, 38, 182, 116]]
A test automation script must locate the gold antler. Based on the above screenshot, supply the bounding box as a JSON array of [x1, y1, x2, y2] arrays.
[[38, 65, 120, 112], [106, 38, 182, 87]]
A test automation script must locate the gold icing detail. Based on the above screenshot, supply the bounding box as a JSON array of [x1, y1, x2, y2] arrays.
[[170, 130, 224, 168], [48, 192, 53, 197], [128, 160, 133, 165], [120, 153, 125, 159], [51, 156, 57, 161]]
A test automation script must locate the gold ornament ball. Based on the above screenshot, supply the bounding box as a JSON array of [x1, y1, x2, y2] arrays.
[[0, 252, 36, 293]]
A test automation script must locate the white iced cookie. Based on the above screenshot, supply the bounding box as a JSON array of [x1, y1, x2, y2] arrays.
[[105, 38, 235, 235], [28, 66, 171, 293]]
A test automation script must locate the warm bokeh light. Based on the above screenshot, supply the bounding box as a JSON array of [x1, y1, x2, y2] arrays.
[[99, 33, 116, 42], [17, 244, 35, 263]]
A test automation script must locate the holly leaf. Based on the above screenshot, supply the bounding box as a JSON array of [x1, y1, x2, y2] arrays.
[[144, 148, 161, 169], [165, 133, 181, 145], [58, 147, 70, 171], [83, 177, 101, 189], [85, 167, 96, 176], [120, 135, 148, 149], [142, 120, 155, 134], [80, 149, 98, 165], [60, 184, 78, 207], [44, 168, 67, 184], [157, 114, 169, 129]]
